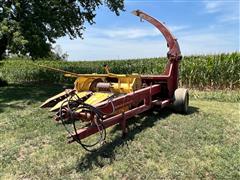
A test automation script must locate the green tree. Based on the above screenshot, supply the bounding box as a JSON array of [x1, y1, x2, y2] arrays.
[[0, 0, 124, 59]]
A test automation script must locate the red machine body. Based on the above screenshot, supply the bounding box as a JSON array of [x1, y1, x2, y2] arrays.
[[41, 10, 189, 151], [66, 10, 188, 146]]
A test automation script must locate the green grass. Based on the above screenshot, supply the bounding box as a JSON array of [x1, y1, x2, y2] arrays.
[[0, 84, 239, 179]]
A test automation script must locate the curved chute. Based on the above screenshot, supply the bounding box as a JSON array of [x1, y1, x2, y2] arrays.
[[132, 10, 182, 61]]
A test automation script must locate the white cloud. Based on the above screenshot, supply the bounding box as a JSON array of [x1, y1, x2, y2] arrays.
[[57, 36, 168, 60], [203, 1, 240, 23], [56, 25, 190, 60], [219, 13, 240, 23], [87, 25, 189, 40], [56, 26, 238, 61], [203, 1, 225, 13], [98, 27, 159, 39], [169, 25, 189, 32], [179, 32, 238, 55]]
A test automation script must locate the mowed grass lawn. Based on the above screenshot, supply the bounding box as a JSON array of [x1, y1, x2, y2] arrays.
[[0, 84, 239, 179]]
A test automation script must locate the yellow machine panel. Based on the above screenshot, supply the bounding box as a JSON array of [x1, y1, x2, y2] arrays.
[[74, 77, 104, 92], [40, 65, 142, 113], [84, 92, 114, 105], [76, 92, 114, 113], [40, 89, 72, 108], [73, 73, 142, 94], [50, 91, 91, 112], [110, 76, 142, 94]]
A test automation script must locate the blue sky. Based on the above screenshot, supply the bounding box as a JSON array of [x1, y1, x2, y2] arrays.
[[55, 0, 240, 61]]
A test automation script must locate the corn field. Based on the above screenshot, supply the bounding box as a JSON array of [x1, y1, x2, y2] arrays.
[[0, 52, 239, 89]]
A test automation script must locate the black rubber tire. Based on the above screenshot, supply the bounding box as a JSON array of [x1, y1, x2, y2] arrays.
[[173, 88, 189, 114]]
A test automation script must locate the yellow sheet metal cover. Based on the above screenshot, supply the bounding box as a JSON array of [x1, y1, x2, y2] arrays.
[[75, 92, 113, 113], [50, 91, 91, 112], [40, 89, 72, 108], [84, 92, 114, 105]]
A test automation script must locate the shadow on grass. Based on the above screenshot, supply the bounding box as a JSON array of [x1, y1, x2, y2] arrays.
[[0, 83, 70, 113], [76, 106, 199, 172], [187, 106, 199, 115]]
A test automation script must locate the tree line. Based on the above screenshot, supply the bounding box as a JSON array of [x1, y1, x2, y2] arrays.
[[0, 0, 124, 60]]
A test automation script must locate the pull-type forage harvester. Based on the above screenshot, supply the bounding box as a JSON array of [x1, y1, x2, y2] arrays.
[[41, 10, 189, 151]]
